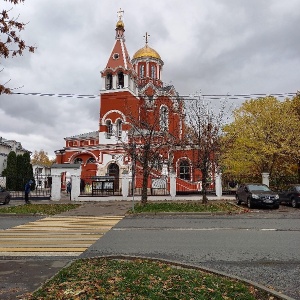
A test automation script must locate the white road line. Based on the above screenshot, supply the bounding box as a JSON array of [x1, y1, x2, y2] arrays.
[[113, 227, 279, 231]]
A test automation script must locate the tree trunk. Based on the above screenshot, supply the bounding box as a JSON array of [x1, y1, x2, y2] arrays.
[[141, 164, 149, 205], [201, 177, 208, 204], [141, 173, 148, 204], [201, 167, 208, 204]]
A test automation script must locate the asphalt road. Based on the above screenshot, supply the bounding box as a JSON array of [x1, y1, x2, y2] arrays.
[[0, 203, 299, 299], [82, 207, 300, 299]]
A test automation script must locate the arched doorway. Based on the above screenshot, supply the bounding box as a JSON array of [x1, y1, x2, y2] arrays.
[[107, 163, 119, 191]]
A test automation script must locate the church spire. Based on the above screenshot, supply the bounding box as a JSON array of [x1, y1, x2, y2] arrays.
[[115, 8, 125, 39], [101, 9, 137, 93]]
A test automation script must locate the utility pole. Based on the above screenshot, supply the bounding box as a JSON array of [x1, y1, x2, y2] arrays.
[[131, 143, 136, 211]]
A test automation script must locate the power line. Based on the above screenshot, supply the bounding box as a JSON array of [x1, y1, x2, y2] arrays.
[[11, 92, 98, 99], [10, 91, 298, 100]]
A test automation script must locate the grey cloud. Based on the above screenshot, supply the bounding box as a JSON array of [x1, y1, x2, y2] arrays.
[[1, 0, 300, 156]]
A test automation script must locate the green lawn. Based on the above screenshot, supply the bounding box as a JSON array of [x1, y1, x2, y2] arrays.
[[23, 258, 279, 300], [0, 201, 243, 215], [0, 203, 81, 215], [131, 201, 243, 214]]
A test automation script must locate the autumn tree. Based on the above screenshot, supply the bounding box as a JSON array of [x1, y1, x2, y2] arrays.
[[1, 0, 35, 94], [221, 96, 300, 187], [184, 98, 228, 204], [31, 149, 55, 167], [120, 98, 178, 204]]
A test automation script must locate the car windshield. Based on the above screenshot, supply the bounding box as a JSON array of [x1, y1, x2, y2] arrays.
[[248, 184, 270, 192], [295, 186, 300, 192]]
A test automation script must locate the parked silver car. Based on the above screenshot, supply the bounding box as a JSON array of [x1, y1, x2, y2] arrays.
[[0, 186, 11, 205]]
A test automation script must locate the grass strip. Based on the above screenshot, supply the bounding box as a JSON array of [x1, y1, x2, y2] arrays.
[[130, 201, 242, 214], [0, 203, 81, 215], [23, 258, 280, 300]]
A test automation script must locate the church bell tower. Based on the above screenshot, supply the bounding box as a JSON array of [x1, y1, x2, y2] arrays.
[[99, 9, 139, 145]]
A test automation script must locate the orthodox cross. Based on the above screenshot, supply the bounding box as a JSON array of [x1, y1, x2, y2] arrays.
[[144, 32, 150, 45], [117, 8, 124, 20]]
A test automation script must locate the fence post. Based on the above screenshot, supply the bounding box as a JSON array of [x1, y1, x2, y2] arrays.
[[122, 171, 129, 199], [262, 172, 270, 187], [215, 172, 222, 199], [51, 175, 61, 201], [70, 175, 80, 201], [169, 171, 176, 200]]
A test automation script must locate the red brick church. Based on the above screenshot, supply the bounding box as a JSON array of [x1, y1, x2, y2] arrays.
[[55, 10, 205, 194]]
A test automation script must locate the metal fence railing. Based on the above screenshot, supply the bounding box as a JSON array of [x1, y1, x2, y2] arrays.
[[0, 176, 51, 200], [79, 176, 122, 196], [128, 176, 169, 196]]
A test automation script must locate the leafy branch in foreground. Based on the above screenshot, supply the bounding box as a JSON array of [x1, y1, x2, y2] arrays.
[[1, 0, 36, 94]]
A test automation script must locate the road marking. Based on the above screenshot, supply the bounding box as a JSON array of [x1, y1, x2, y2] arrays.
[[0, 216, 123, 257], [113, 227, 281, 231]]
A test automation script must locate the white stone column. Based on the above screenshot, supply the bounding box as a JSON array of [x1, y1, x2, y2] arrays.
[[113, 76, 117, 89], [122, 172, 129, 199], [146, 61, 149, 77], [169, 172, 176, 199], [51, 175, 61, 201], [215, 173, 222, 199], [124, 74, 129, 88], [262, 172, 270, 186], [70, 175, 80, 201], [101, 77, 106, 90]]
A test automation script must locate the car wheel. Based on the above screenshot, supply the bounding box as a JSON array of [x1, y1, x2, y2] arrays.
[[273, 204, 279, 209], [4, 196, 10, 205], [291, 198, 298, 208], [247, 197, 253, 209], [235, 195, 241, 205]]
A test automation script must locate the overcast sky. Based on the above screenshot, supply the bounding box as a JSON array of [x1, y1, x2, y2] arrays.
[[1, 0, 299, 158]]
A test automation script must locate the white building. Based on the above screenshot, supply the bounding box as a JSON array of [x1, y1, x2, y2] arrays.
[[0, 137, 30, 175], [32, 164, 52, 189]]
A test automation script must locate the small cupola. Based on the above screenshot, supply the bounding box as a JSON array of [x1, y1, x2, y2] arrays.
[[115, 9, 125, 39]]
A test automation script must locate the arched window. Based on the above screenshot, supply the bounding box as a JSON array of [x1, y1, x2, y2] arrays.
[[160, 106, 168, 131], [179, 160, 190, 180], [139, 65, 145, 78], [87, 157, 96, 164], [106, 73, 112, 90], [74, 157, 83, 164], [117, 71, 124, 88], [106, 120, 112, 139], [116, 119, 122, 138], [151, 65, 156, 79]]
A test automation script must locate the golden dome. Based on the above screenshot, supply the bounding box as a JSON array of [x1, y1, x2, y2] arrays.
[[133, 45, 161, 60]]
